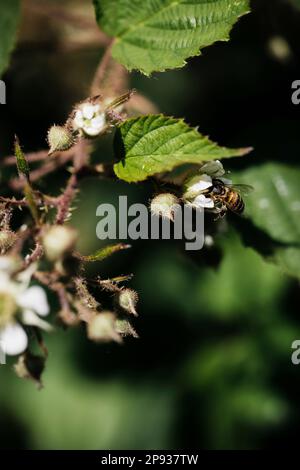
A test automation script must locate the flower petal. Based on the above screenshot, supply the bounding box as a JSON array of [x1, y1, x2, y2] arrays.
[[0, 272, 11, 291], [22, 310, 53, 332], [192, 194, 215, 209], [0, 256, 20, 273], [82, 104, 95, 120], [183, 175, 213, 201], [16, 262, 37, 289], [0, 322, 28, 356], [83, 125, 103, 137], [17, 286, 49, 317], [73, 110, 84, 128], [91, 114, 106, 129]]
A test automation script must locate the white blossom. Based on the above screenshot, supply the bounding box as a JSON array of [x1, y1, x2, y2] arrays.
[[73, 102, 106, 137], [0, 256, 51, 356], [183, 160, 232, 209]]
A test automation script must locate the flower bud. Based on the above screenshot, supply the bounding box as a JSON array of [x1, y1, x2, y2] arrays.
[[47, 125, 75, 155], [150, 193, 180, 221], [0, 230, 17, 252], [115, 319, 139, 338], [117, 288, 138, 316], [87, 311, 122, 344], [42, 225, 77, 261]]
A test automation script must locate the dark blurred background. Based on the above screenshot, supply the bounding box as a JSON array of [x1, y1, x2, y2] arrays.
[[1, 0, 300, 450]]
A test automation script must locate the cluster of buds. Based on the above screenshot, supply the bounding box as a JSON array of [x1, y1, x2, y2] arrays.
[[87, 284, 139, 344], [47, 92, 133, 155]]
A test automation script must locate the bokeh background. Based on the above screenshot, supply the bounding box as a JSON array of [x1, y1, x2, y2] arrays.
[[1, 0, 300, 450]]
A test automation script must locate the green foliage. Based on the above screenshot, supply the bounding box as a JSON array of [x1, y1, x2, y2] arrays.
[[195, 232, 289, 319], [94, 0, 250, 75], [184, 340, 287, 449], [0, 332, 175, 450], [0, 0, 20, 76], [290, 0, 300, 9], [237, 163, 300, 279], [114, 114, 251, 182]]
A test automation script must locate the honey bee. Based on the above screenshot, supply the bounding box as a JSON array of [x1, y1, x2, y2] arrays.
[[205, 178, 253, 217]]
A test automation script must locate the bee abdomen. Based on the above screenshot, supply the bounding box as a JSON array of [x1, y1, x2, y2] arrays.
[[227, 192, 244, 214]]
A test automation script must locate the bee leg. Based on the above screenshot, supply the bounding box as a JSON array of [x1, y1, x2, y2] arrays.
[[213, 210, 226, 221], [212, 200, 226, 221]]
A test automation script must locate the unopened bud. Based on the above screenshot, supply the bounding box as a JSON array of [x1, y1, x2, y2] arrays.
[[47, 125, 75, 155], [117, 288, 138, 316], [0, 230, 17, 252], [115, 319, 139, 338], [87, 311, 122, 344], [42, 225, 77, 261], [150, 193, 180, 221]]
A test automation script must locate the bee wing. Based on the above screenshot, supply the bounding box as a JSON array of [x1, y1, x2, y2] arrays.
[[226, 184, 254, 196]]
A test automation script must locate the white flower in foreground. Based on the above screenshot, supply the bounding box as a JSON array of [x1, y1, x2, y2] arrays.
[[0, 257, 51, 356], [183, 160, 232, 209], [73, 102, 106, 137]]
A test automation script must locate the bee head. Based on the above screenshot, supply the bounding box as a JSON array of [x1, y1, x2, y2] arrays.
[[211, 180, 224, 195]]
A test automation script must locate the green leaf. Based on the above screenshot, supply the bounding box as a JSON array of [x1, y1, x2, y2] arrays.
[[0, 0, 20, 76], [236, 163, 300, 279], [195, 231, 289, 320], [113, 114, 251, 182], [238, 163, 300, 245], [94, 0, 250, 75]]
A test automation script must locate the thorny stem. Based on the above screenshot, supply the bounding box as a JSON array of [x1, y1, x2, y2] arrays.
[[55, 173, 77, 225], [55, 139, 89, 224], [24, 242, 44, 269]]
